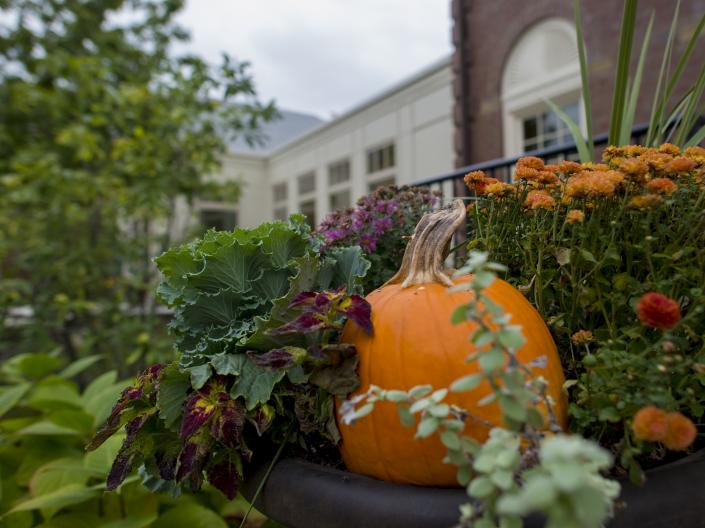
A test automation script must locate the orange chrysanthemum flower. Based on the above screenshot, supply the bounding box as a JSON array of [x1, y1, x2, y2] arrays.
[[602, 146, 625, 162], [516, 167, 559, 185], [582, 162, 611, 172], [663, 412, 697, 451], [683, 146, 705, 163], [619, 158, 649, 180], [629, 194, 663, 209], [659, 143, 680, 156], [570, 329, 593, 344], [484, 181, 515, 197], [636, 292, 681, 330], [624, 145, 647, 157], [524, 189, 556, 210], [639, 151, 672, 171], [566, 209, 585, 224], [646, 177, 678, 196], [516, 156, 545, 170], [464, 170, 487, 186], [557, 160, 582, 175], [464, 171, 499, 194], [565, 170, 624, 198], [666, 156, 697, 175], [632, 406, 668, 442]]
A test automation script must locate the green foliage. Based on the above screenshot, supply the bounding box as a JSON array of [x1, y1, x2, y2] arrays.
[[341, 252, 619, 528], [0, 354, 270, 527], [0, 0, 277, 374], [87, 217, 372, 502]]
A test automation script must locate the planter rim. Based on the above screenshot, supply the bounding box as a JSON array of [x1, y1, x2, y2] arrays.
[[242, 449, 705, 528]]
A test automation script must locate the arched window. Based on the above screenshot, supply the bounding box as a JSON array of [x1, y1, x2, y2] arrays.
[[501, 18, 583, 157]]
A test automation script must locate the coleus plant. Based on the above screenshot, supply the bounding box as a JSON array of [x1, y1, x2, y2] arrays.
[[87, 215, 372, 500]]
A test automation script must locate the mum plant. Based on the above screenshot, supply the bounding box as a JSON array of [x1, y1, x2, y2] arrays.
[[86, 216, 372, 501], [465, 145, 705, 480], [317, 185, 439, 292]]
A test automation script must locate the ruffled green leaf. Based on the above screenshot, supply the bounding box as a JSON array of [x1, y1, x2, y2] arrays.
[[229, 358, 286, 410]]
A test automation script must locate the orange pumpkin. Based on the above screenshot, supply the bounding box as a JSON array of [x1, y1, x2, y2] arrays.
[[337, 200, 567, 486]]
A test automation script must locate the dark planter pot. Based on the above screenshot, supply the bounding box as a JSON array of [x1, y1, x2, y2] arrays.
[[241, 449, 705, 528]]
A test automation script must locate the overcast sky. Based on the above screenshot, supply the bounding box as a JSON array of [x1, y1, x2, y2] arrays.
[[175, 1, 453, 120]]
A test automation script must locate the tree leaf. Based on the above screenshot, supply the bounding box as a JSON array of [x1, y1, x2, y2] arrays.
[[7, 484, 97, 514], [0, 383, 30, 418], [152, 503, 228, 528], [80, 371, 118, 403], [101, 514, 159, 528], [83, 434, 125, 475], [59, 356, 102, 379]]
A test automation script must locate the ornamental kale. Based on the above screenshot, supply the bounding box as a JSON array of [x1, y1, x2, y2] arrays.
[[87, 215, 371, 500], [317, 185, 439, 292]]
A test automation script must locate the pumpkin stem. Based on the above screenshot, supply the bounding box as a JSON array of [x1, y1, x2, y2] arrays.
[[385, 199, 466, 288]]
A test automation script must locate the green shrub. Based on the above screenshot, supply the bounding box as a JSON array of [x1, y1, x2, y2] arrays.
[[0, 353, 280, 527]]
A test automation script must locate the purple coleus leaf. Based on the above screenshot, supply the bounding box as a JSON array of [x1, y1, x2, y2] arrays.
[[288, 291, 317, 308], [87, 364, 164, 451], [105, 413, 154, 490], [210, 398, 246, 451], [155, 448, 179, 481], [206, 457, 242, 500], [107, 446, 137, 491], [248, 347, 307, 369], [175, 433, 211, 490], [249, 404, 276, 436], [180, 386, 219, 440], [338, 295, 373, 335], [266, 312, 330, 335]]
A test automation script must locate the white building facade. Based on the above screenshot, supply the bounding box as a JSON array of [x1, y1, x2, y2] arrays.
[[196, 56, 454, 230]]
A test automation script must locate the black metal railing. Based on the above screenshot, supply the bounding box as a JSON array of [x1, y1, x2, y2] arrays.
[[415, 123, 650, 201]]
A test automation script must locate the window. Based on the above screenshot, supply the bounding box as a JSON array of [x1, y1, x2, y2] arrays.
[[500, 19, 581, 156], [200, 209, 237, 231], [329, 189, 351, 211], [299, 200, 316, 228], [272, 182, 288, 219], [272, 182, 288, 202], [368, 176, 396, 193], [522, 101, 579, 151], [328, 159, 350, 186], [366, 143, 395, 174], [273, 206, 288, 221], [298, 171, 316, 195]]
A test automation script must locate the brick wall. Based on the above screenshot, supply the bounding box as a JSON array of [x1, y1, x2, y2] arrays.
[[452, 0, 705, 167]]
